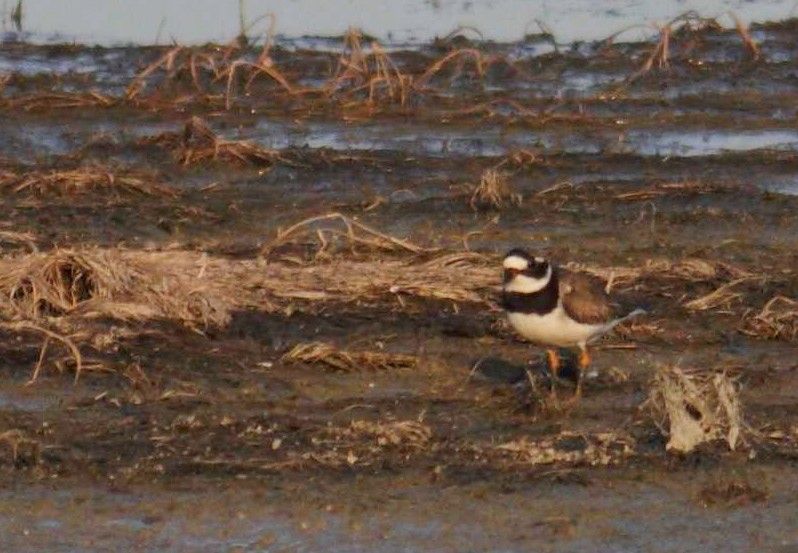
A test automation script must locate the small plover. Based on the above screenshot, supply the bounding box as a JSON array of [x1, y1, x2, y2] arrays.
[[501, 248, 644, 397]]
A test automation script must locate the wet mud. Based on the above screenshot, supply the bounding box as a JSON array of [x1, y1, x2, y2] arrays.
[[1, 17, 798, 552]]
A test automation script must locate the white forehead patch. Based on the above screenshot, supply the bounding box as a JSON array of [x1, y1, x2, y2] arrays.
[[503, 255, 529, 270], [534, 256, 545, 263]]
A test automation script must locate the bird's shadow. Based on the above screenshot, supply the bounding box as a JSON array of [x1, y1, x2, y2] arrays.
[[470, 351, 581, 388]]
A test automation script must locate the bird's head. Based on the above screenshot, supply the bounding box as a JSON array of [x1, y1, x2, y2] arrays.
[[502, 248, 552, 293]]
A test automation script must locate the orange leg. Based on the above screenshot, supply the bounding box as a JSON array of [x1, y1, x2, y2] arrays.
[[546, 349, 561, 398], [575, 347, 591, 398]]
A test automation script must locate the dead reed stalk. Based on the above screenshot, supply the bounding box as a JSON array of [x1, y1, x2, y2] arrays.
[[125, 42, 296, 106], [628, 24, 671, 83], [282, 341, 417, 372], [323, 28, 414, 107], [740, 296, 798, 341], [260, 212, 432, 259], [469, 168, 521, 210], [731, 13, 761, 60], [142, 116, 279, 167], [645, 365, 746, 453], [5, 91, 115, 111], [415, 48, 490, 88], [0, 321, 84, 382], [0, 230, 38, 253], [567, 258, 755, 293], [0, 167, 177, 198], [683, 276, 763, 311]]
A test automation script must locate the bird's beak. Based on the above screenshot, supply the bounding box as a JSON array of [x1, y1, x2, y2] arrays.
[[502, 269, 515, 285]]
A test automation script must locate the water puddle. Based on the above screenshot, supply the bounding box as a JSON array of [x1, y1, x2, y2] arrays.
[[626, 128, 798, 157], [6, 0, 797, 46], [247, 119, 798, 160]]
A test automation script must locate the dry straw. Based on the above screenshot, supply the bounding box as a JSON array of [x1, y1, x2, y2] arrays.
[[645, 365, 746, 453], [0, 248, 233, 327], [0, 230, 38, 253], [125, 43, 295, 105], [330, 420, 432, 448], [143, 116, 279, 167], [281, 341, 417, 372], [624, 12, 759, 84], [323, 28, 415, 107], [0, 248, 234, 381], [494, 431, 636, 467], [0, 167, 176, 198], [260, 212, 432, 259], [469, 168, 521, 210], [4, 91, 115, 111], [741, 296, 798, 341]]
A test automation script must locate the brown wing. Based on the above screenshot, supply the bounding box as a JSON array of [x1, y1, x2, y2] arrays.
[[559, 268, 615, 325]]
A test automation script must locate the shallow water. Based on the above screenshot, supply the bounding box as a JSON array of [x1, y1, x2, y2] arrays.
[[7, 0, 798, 45]]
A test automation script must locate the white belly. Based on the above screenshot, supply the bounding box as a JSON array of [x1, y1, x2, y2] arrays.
[[507, 306, 605, 348]]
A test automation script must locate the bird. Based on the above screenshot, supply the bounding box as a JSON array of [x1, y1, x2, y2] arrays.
[[501, 248, 644, 399]]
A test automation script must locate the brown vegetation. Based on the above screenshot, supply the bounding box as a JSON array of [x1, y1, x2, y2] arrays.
[[645, 365, 747, 453], [740, 296, 798, 341], [469, 168, 521, 210], [0, 166, 176, 198], [141, 116, 280, 167], [261, 212, 432, 260], [282, 341, 417, 372]]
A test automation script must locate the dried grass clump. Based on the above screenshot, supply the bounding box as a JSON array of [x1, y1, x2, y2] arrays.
[[683, 275, 763, 311], [0, 230, 38, 253], [0, 248, 231, 328], [142, 116, 280, 167], [469, 169, 521, 210], [567, 257, 755, 295], [254, 253, 493, 306], [0, 248, 232, 382], [261, 212, 432, 260], [614, 180, 719, 201], [125, 43, 295, 106], [740, 296, 798, 341], [4, 91, 115, 112], [415, 47, 492, 88], [645, 365, 747, 453], [0, 249, 140, 318], [623, 11, 756, 84], [323, 28, 415, 108], [0, 167, 176, 198], [494, 431, 635, 467], [282, 342, 417, 372]]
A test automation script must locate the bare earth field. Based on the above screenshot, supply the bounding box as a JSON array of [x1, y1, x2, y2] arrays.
[[1, 18, 798, 552]]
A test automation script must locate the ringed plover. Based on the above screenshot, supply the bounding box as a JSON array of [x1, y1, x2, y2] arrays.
[[501, 248, 644, 398]]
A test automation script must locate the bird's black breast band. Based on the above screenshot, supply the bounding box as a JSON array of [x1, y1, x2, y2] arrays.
[[501, 270, 559, 315]]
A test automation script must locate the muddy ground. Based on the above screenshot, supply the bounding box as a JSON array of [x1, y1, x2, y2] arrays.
[[1, 19, 798, 552]]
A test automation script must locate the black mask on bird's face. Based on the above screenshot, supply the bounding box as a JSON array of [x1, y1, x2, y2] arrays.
[[502, 249, 551, 290]]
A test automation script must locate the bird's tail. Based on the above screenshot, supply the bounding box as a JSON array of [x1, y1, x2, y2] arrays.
[[595, 308, 647, 338], [608, 308, 646, 329]]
